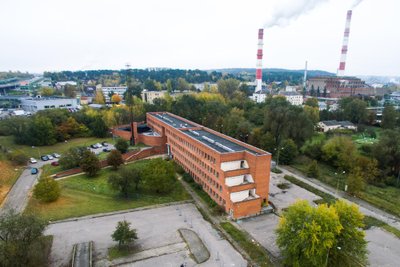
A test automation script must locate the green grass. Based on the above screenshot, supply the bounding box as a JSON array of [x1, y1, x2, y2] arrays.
[[363, 216, 400, 239], [283, 175, 336, 204], [108, 245, 135, 260], [220, 222, 274, 267], [41, 164, 63, 177], [26, 164, 191, 221], [292, 155, 400, 218], [0, 136, 114, 159]]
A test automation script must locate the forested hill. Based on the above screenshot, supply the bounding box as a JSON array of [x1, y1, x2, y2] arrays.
[[211, 68, 334, 83], [44, 69, 235, 84]]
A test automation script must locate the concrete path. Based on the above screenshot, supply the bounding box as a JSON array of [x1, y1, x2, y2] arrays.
[[179, 228, 210, 263], [280, 166, 400, 231]]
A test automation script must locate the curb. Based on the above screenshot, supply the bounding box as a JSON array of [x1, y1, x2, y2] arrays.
[[48, 200, 194, 224]]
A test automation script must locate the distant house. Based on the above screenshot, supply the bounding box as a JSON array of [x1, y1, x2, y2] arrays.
[[278, 91, 303, 106], [318, 120, 357, 132]]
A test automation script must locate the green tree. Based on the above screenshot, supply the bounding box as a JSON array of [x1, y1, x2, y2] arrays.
[[108, 167, 141, 197], [0, 212, 47, 267], [141, 158, 175, 194], [217, 78, 240, 99], [340, 98, 368, 124], [80, 150, 100, 177], [373, 129, 400, 176], [33, 177, 60, 202], [381, 105, 398, 129], [279, 139, 298, 165], [276, 200, 342, 267], [347, 167, 365, 196], [307, 160, 320, 178], [329, 200, 367, 267], [115, 138, 129, 153], [28, 116, 57, 146], [111, 220, 138, 248], [304, 105, 320, 124], [176, 77, 190, 92], [355, 156, 380, 184], [39, 87, 55, 96], [107, 149, 124, 170], [59, 146, 87, 170], [64, 84, 77, 98], [90, 116, 109, 138], [321, 136, 357, 171]]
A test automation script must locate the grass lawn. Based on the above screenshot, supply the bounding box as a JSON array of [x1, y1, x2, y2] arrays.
[[0, 136, 115, 159], [0, 160, 23, 204], [26, 164, 191, 221], [108, 245, 136, 260], [220, 222, 274, 267], [291, 155, 400, 218]]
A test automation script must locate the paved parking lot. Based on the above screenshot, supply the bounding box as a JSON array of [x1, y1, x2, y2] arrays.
[[45, 203, 246, 267]]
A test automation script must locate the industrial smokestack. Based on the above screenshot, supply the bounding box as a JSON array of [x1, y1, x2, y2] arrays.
[[255, 28, 264, 92], [303, 60, 308, 89], [337, 10, 352, 77]]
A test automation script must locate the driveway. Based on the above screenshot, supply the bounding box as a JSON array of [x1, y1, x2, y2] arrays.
[[45, 203, 247, 267], [0, 158, 58, 215]]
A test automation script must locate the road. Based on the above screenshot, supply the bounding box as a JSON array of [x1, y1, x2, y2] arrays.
[[280, 166, 400, 231], [0, 143, 114, 215]]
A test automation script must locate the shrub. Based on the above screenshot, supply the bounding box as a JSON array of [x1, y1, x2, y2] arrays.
[[307, 160, 320, 178], [7, 150, 29, 165], [115, 139, 129, 154], [107, 150, 124, 170], [33, 177, 60, 202]]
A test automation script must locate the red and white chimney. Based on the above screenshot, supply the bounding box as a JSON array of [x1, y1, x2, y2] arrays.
[[337, 10, 352, 77], [255, 29, 264, 92]]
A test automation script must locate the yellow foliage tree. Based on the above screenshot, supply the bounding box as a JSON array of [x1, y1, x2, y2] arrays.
[[111, 94, 122, 103]]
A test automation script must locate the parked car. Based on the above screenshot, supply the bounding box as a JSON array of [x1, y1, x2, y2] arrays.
[[95, 143, 103, 148], [47, 154, 54, 160], [31, 168, 38, 175], [41, 155, 49, 161], [103, 147, 111, 152], [52, 153, 61, 158], [101, 141, 108, 147], [90, 144, 98, 149], [51, 161, 59, 166], [29, 158, 37, 164]]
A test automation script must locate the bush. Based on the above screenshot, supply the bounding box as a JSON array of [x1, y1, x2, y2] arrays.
[[33, 177, 60, 202], [107, 150, 124, 170], [80, 150, 100, 177], [7, 150, 29, 165], [271, 167, 282, 174], [307, 160, 320, 178], [115, 139, 129, 154]]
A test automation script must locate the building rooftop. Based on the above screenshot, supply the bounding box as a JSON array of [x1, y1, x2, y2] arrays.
[[149, 112, 266, 155], [184, 129, 262, 155], [152, 113, 195, 129]]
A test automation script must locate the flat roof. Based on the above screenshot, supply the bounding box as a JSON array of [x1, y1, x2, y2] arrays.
[[184, 129, 261, 155], [151, 113, 195, 129]]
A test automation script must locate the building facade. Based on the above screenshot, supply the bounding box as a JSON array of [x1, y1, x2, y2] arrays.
[[112, 112, 272, 219], [278, 91, 303, 106], [100, 86, 128, 102], [20, 97, 78, 113]]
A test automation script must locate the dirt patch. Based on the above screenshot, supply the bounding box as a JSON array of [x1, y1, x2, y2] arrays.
[[0, 161, 20, 205]]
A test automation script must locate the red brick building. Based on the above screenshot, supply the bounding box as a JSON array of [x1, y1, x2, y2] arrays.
[[112, 112, 271, 219]]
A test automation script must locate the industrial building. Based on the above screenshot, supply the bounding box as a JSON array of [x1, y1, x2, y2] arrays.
[[112, 112, 272, 219], [20, 97, 79, 113]]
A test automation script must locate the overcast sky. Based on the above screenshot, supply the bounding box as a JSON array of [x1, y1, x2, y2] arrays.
[[0, 0, 398, 76]]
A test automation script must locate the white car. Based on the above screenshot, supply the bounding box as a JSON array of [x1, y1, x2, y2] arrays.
[[52, 153, 61, 158], [47, 154, 54, 160], [29, 158, 37, 164], [95, 143, 103, 148]]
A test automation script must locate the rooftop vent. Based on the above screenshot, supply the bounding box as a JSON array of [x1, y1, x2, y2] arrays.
[[215, 142, 235, 152], [202, 136, 215, 144]]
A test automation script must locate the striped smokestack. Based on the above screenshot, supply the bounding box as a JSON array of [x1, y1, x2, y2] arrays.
[[337, 10, 352, 77], [255, 29, 264, 92]]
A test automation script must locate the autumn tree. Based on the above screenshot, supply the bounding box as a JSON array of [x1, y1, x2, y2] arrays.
[[107, 149, 124, 170], [111, 94, 122, 104], [276, 200, 367, 267], [94, 90, 105, 104], [347, 167, 365, 196]]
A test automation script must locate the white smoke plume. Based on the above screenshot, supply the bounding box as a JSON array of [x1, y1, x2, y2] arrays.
[[263, 0, 329, 28], [351, 0, 364, 8]]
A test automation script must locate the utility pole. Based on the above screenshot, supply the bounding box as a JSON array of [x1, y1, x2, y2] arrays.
[[125, 64, 135, 146]]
